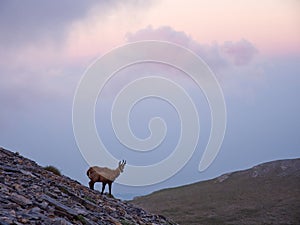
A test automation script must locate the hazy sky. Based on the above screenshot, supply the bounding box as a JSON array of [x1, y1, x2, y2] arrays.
[[0, 0, 299, 199]]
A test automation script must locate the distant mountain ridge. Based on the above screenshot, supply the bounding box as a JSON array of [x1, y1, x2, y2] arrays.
[[131, 158, 300, 225], [215, 158, 300, 182]]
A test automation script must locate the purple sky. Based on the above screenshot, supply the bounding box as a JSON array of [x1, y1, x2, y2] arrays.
[[0, 0, 299, 199]]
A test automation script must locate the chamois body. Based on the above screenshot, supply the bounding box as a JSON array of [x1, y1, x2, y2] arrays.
[[87, 160, 126, 195]]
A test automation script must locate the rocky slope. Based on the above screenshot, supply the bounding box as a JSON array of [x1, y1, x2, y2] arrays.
[[0, 147, 176, 225], [132, 158, 300, 225]]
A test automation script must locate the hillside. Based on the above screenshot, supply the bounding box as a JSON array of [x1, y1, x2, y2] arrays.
[[0, 147, 176, 225], [131, 158, 300, 225]]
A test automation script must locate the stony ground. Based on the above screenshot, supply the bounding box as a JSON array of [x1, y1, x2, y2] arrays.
[[0, 147, 176, 225]]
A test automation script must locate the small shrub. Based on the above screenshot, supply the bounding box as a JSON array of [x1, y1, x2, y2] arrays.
[[44, 165, 61, 176]]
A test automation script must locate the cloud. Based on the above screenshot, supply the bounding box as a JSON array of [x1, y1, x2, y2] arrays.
[[0, 0, 98, 70], [125, 25, 265, 101], [0, 0, 156, 68], [0, 0, 98, 48], [0, 0, 156, 127], [222, 39, 258, 66], [126, 25, 193, 46], [126, 25, 258, 70]]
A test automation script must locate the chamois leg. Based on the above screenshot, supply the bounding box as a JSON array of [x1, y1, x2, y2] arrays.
[[89, 180, 95, 190], [101, 182, 106, 195], [108, 182, 112, 195]]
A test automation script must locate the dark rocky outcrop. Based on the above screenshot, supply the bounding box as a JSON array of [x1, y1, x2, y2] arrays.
[[0, 147, 176, 225]]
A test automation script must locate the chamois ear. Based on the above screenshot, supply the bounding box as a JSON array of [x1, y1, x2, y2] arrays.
[[119, 161, 122, 166]]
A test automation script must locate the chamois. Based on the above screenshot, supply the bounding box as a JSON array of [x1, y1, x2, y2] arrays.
[[86, 160, 126, 195]]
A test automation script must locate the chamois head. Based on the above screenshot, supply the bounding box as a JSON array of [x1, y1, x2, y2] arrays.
[[118, 160, 126, 173]]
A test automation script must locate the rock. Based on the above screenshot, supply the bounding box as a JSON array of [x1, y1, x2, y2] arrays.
[[20, 169, 37, 178], [42, 194, 78, 218], [74, 207, 89, 216], [216, 173, 231, 183], [28, 206, 41, 214], [0, 176, 5, 183], [39, 201, 49, 209], [19, 218, 29, 223], [12, 183, 23, 192], [52, 218, 73, 225], [9, 209, 16, 217], [0, 218, 12, 225], [10, 193, 33, 206], [0, 165, 20, 173]]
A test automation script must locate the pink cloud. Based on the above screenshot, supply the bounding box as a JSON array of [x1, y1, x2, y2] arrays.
[[126, 26, 258, 71], [126, 25, 193, 47], [221, 39, 258, 66]]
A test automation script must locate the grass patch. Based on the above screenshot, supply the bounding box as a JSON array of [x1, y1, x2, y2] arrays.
[[75, 215, 87, 225], [119, 219, 135, 225], [105, 193, 115, 199], [44, 165, 61, 176], [84, 196, 97, 204], [58, 186, 69, 194]]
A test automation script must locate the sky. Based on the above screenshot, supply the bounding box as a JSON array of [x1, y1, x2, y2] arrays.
[[0, 0, 299, 199]]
